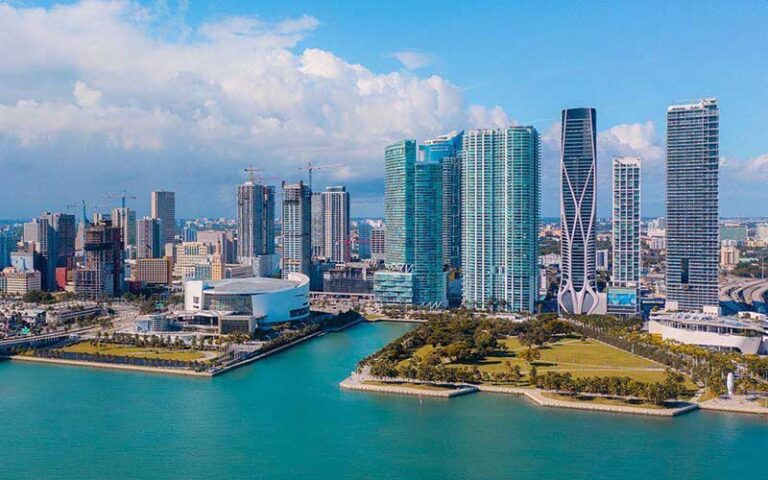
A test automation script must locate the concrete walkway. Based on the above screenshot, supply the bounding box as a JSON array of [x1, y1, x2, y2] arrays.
[[699, 394, 768, 415]]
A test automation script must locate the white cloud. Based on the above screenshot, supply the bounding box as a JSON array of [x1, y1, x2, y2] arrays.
[[721, 153, 768, 181], [0, 1, 502, 216], [390, 50, 432, 70], [73, 81, 102, 107]]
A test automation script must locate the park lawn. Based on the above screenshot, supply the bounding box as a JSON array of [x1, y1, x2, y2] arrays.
[[59, 342, 206, 361], [407, 336, 695, 388], [541, 392, 667, 410]]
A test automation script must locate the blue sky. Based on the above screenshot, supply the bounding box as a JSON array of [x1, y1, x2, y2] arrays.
[[1, 0, 767, 219]]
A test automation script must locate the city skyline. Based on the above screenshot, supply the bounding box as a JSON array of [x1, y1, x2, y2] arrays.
[[1, 1, 767, 219]]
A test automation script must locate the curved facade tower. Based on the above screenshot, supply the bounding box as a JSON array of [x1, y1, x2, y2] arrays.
[[557, 108, 599, 315]]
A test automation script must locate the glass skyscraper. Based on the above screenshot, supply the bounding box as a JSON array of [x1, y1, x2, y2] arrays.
[[558, 108, 599, 315], [383, 140, 415, 266], [420, 130, 463, 269], [665, 98, 719, 311], [461, 126, 540, 312], [374, 139, 446, 306], [413, 161, 445, 304]]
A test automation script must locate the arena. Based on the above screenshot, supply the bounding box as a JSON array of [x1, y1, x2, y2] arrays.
[[184, 273, 310, 333]]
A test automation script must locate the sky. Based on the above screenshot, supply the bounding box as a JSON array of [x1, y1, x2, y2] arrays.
[[1, 0, 767, 220]]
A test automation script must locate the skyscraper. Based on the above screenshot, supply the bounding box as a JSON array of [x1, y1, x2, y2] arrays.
[[37, 213, 58, 291], [322, 186, 351, 263], [237, 181, 275, 263], [136, 217, 162, 259], [75, 220, 123, 297], [462, 127, 540, 312], [151, 191, 176, 249], [0, 228, 18, 269], [311, 192, 325, 259], [612, 157, 641, 288], [383, 140, 415, 266], [413, 161, 445, 304], [374, 139, 446, 306], [665, 98, 719, 311], [357, 221, 372, 260], [420, 130, 463, 269], [111, 207, 136, 250], [558, 107, 599, 315], [282, 182, 312, 278]]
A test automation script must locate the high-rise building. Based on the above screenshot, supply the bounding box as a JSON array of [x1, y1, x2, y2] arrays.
[[75, 220, 123, 297], [237, 181, 275, 264], [150, 191, 176, 249], [374, 140, 446, 306], [136, 217, 163, 259], [281, 182, 312, 278], [665, 98, 719, 311], [461, 127, 540, 312], [0, 228, 17, 269], [37, 214, 58, 291], [383, 140, 415, 266], [558, 107, 599, 315], [420, 130, 463, 269], [612, 157, 641, 288], [311, 192, 325, 259], [111, 207, 136, 249], [357, 221, 372, 260], [23, 220, 39, 244], [322, 186, 351, 263], [371, 226, 386, 261], [52, 213, 76, 268], [198, 230, 236, 264], [413, 161, 445, 304]]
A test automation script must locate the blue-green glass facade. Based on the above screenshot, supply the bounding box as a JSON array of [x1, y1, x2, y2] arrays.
[[419, 131, 463, 269], [375, 139, 446, 306], [413, 161, 445, 305], [461, 126, 540, 312], [383, 140, 415, 266]]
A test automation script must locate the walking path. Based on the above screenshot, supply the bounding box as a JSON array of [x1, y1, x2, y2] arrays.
[[699, 394, 768, 415]]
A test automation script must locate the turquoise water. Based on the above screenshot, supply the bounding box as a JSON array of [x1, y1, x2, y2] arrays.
[[2, 322, 767, 480]]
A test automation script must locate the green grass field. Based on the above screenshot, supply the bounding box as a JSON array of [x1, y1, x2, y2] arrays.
[[59, 342, 207, 362], [410, 336, 694, 387]]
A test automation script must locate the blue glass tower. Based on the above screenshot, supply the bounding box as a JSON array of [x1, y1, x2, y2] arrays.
[[420, 130, 463, 269]]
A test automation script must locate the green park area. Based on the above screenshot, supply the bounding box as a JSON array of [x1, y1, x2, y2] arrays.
[[410, 336, 678, 385], [360, 313, 699, 405], [59, 342, 208, 362]]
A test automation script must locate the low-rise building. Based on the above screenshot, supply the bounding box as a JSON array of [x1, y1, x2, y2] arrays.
[[135, 313, 172, 333], [0, 267, 42, 295], [135, 257, 173, 285], [648, 310, 768, 355]]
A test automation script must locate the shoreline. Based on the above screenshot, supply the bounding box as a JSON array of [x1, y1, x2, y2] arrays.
[[9, 355, 212, 377], [339, 374, 702, 417]]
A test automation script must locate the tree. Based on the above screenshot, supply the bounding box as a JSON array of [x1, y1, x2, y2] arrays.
[[520, 347, 541, 365]]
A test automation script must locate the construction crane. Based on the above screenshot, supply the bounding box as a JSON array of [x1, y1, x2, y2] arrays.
[[243, 165, 266, 184], [107, 190, 136, 209], [297, 161, 343, 190]]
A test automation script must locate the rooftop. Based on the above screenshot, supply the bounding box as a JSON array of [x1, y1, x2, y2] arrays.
[[202, 275, 306, 295]]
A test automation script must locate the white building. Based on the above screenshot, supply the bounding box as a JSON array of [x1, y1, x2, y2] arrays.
[[184, 273, 310, 333], [649, 311, 768, 355]]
